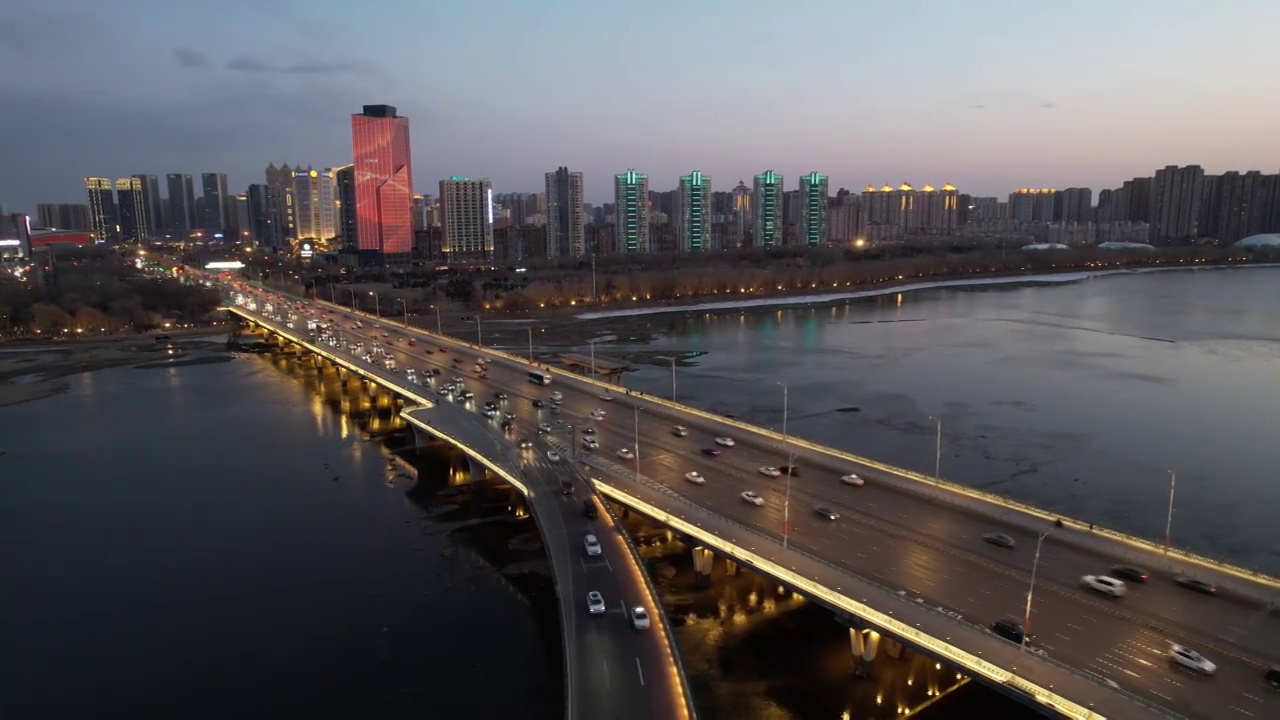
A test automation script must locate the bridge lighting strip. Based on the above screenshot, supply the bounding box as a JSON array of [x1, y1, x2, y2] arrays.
[[399, 411, 531, 497], [317, 298, 1279, 591], [593, 482, 1107, 720]]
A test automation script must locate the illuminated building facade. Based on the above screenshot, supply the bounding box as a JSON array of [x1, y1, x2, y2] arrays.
[[752, 170, 783, 247], [265, 163, 297, 241], [439, 177, 493, 262], [291, 166, 338, 242], [115, 177, 149, 242], [545, 166, 585, 258], [165, 174, 196, 233], [799, 171, 828, 246], [85, 177, 118, 243], [201, 173, 230, 232], [351, 104, 414, 256], [614, 169, 649, 253], [732, 180, 751, 248], [676, 171, 712, 251], [335, 165, 357, 250]]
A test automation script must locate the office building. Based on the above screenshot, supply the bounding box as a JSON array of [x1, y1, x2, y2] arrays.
[[131, 174, 163, 235], [201, 173, 230, 232], [614, 169, 649, 253], [731, 180, 751, 248], [165, 174, 196, 232], [85, 177, 118, 243], [439, 177, 494, 262], [351, 104, 414, 256], [247, 184, 284, 249], [0, 213, 32, 261], [545, 166, 585, 257], [676, 170, 712, 251], [752, 170, 783, 247], [115, 177, 149, 242], [798, 171, 828, 246], [335, 164, 357, 250], [36, 203, 90, 231], [292, 166, 338, 242], [1150, 165, 1204, 243]]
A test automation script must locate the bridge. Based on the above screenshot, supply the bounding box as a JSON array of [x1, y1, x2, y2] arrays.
[[556, 352, 630, 380], [215, 276, 1280, 720], [220, 291, 695, 720]]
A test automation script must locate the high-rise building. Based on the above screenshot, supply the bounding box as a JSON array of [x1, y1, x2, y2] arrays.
[[911, 184, 960, 233], [265, 163, 297, 241], [85, 177, 118, 243], [291, 166, 338, 241], [613, 169, 649, 253], [676, 170, 712, 251], [335, 164, 357, 250], [798, 171, 828, 247], [0, 213, 32, 261], [247, 184, 284, 249], [351, 104, 414, 256], [439, 177, 494, 262], [1150, 165, 1204, 243], [1055, 188, 1093, 224], [1201, 170, 1276, 243], [165, 173, 196, 233], [131, 174, 163, 236], [1008, 188, 1056, 224], [201, 173, 230, 232], [115, 177, 149, 242], [36, 203, 91, 231], [545, 166, 585, 257], [752, 170, 783, 247], [732, 180, 751, 248]]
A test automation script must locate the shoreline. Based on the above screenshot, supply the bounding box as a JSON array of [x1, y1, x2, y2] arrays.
[[573, 262, 1280, 320]]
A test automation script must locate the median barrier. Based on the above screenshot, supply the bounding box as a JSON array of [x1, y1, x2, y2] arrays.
[[303, 296, 1279, 593]]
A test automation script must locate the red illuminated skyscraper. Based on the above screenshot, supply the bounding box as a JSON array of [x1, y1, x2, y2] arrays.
[[351, 104, 414, 255]]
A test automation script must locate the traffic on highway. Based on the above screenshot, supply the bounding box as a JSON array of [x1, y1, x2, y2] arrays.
[[223, 278, 1279, 720]]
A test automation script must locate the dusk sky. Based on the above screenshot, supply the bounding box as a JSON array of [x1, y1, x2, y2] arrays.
[[4, 0, 1279, 213]]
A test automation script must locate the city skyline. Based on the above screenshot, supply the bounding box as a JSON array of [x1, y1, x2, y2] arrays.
[[4, 0, 1280, 212]]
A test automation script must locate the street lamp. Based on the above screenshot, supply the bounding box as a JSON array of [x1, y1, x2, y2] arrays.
[[328, 284, 336, 304], [1164, 470, 1177, 567], [778, 382, 793, 550], [347, 287, 356, 310], [475, 314, 483, 347], [400, 299, 410, 329], [655, 355, 677, 401], [431, 306, 442, 336], [1022, 530, 1050, 653], [369, 292, 380, 318], [527, 326, 535, 361], [632, 405, 642, 481], [588, 340, 598, 381], [929, 415, 943, 485], [307, 278, 317, 298]]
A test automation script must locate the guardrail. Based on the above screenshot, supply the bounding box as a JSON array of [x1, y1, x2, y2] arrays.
[[574, 464, 698, 720], [304, 295, 1280, 594]]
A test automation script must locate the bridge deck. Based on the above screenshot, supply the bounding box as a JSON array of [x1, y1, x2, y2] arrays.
[[557, 352, 629, 374]]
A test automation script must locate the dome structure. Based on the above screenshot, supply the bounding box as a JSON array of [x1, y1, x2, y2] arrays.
[[1234, 233, 1280, 248], [1097, 242, 1155, 251]]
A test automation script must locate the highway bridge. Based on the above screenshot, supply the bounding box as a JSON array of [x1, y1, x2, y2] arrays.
[[217, 276, 1279, 720]]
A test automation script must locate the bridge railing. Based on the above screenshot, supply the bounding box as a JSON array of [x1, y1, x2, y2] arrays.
[[306, 296, 1278, 595]]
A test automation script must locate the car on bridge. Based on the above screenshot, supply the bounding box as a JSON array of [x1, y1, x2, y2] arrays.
[[538, 423, 552, 433], [583, 534, 602, 557], [582, 500, 598, 519], [741, 491, 765, 506], [582, 437, 599, 450], [671, 425, 688, 437], [684, 471, 705, 485], [702, 448, 722, 457], [1169, 644, 1216, 675], [758, 466, 782, 478], [1175, 576, 1218, 595], [630, 606, 650, 630], [519, 439, 533, 450], [617, 448, 635, 460], [1080, 575, 1128, 598], [714, 437, 735, 447], [841, 473, 865, 486], [587, 591, 606, 615], [550, 391, 563, 402], [815, 506, 840, 520], [598, 393, 615, 401], [982, 533, 1017, 549], [990, 618, 1031, 645], [548, 452, 563, 464]]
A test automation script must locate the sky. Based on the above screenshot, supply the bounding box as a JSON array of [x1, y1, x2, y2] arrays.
[[3, 0, 1280, 213]]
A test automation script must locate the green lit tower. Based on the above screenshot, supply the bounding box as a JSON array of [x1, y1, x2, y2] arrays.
[[752, 170, 783, 247], [676, 170, 712, 251], [799, 171, 829, 246], [614, 169, 649, 253]]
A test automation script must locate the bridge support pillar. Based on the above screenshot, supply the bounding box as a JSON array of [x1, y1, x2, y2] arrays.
[[691, 546, 714, 588], [724, 559, 739, 577], [467, 456, 486, 486], [881, 638, 903, 660], [849, 628, 880, 677]]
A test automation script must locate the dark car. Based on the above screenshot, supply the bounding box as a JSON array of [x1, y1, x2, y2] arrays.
[[1110, 565, 1149, 583], [702, 448, 722, 457], [1174, 576, 1218, 595], [982, 533, 1017, 549], [560, 479, 574, 495], [582, 427, 596, 435], [494, 392, 507, 400], [991, 619, 1029, 645], [582, 500, 598, 520], [815, 506, 839, 520], [1265, 666, 1280, 690], [532, 399, 545, 408], [518, 438, 533, 450]]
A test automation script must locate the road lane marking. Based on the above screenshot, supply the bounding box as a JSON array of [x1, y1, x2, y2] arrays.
[[1230, 707, 1255, 717], [635, 657, 645, 685]]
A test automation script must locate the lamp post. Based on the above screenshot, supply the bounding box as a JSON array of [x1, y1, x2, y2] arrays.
[[655, 356, 677, 401], [307, 278, 317, 299], [475, 314, 483, 347], [432, 306, 442, 336], [369, 292, 380, 318], [1164, 470, 1177, 567], [779, 382, 793, 550], [347, 287, 356, 310], [929, 415, 943, 486], [527, 326, 535, 361], [328, 284, 336, 304], [400, 299, 410, 329], [633, 406, 642, 481], [1022, 530, 1050, 653], [588, 340, 598, 381]]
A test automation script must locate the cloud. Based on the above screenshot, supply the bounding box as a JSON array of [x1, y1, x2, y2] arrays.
[[965, 91, 1057, 111], [227, 55, 365, 75], [1040, 102, 1057, 109], [173, 47, 208, 68]]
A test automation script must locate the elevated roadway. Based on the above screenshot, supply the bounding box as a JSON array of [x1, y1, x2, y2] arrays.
[[227, 280, 1278, 719]]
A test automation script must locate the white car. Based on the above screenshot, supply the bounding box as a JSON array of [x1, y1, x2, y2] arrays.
[[598, 393, 615, 401], [550, 391, 563, 402], [1080, 575, 1128, 598], [671, 425, 689, 437], [758, 466, 781, 478], [715, 437, 735, 448], [741, 491, 765, 506], [1169, 644, 1216, 675], [592, 408, 608, 417], [481, 407, 497, 418], [617, 448, 635, 460], [538, 423, 553, 433], [587, 591, 606, 615], [841, 473, 865, 487], [547, 452, 562, 463], [684, 471, 705, 485], [631, 606, 651, 630], [583, 534, 602, 557]]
